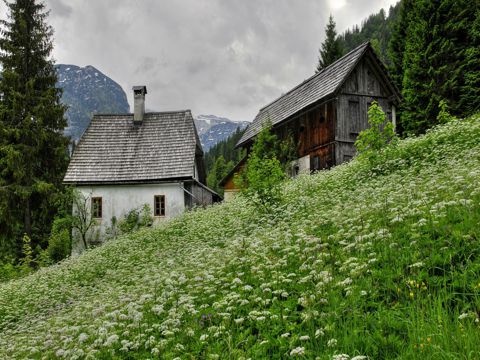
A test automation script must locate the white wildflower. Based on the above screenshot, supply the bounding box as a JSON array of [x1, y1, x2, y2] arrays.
[[78, 333, 88, 343], [234, 318, 244, 324], [104, 334, 119, 346], [327, 338, 338, 348], [332, 355, 349, 360], [299, 335, 310, 341], [290, 347, 305, 356]]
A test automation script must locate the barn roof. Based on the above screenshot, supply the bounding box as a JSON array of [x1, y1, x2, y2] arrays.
[[237, 42, 398, 147], [64, 110, 202, 184]]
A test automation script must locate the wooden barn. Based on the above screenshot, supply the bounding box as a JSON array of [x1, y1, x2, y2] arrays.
[[222, 42, 400, 199]]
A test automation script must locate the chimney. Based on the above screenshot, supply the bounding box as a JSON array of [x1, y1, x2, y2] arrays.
[[132, 86, 147, 124]]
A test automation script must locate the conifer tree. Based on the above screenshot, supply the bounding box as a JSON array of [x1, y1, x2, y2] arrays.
[[0, 0, 69, 258], [400, 0, 479, 135], [388, 0, 415, 92], [316, 15, 343, 73]]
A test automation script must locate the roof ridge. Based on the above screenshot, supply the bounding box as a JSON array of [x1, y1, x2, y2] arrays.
[[92, 110, 191, 118], [258, 41, 370, 113]]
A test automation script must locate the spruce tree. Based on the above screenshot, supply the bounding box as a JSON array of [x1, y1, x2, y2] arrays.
[[0, 0, 69, 258], [388, 0, 415, 92], [400, 0, 479, 135], [459, 8, 480, 116], [316, 15, 343, 73]]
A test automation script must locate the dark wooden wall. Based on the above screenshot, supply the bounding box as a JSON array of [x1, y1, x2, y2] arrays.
[[335, 55, 396, 163], [275, 100, 336, 170]]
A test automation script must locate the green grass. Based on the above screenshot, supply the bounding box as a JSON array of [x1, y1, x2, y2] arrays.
[[1, 115, 480, 359]]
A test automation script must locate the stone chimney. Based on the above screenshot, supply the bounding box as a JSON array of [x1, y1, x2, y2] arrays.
[[132, 86, 147, 124]]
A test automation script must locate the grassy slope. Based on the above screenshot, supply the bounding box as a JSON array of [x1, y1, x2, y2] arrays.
[[1, 115, 480, 359]]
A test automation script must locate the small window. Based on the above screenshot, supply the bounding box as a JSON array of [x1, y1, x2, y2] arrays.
[[154, 195, 166, 217], [91, 197, 102, 219]]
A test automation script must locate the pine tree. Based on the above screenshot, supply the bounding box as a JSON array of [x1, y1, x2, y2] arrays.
[[316, 15, 343, 72], [388, 0, 415, 92], [400, 0, 479, 135], [459, 8, 480, 116], [0, 0, 69, 258]]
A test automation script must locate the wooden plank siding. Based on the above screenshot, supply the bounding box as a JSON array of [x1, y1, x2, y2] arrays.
[[335, 56, 396, 164]]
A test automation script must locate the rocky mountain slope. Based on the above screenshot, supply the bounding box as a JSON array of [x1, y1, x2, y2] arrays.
[[56, 64, 130, 141], [195, 114, 249, 151], [56, 65, 249, 149]]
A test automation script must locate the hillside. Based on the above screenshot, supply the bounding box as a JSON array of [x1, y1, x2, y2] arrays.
[[1, 115, 479, 358]]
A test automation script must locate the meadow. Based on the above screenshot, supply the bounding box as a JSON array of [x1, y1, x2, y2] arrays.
[[0, 114, 479, 359]]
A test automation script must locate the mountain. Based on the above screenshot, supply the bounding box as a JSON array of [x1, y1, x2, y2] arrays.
[[56, 65, 248, 150], [195, 114, 250, 151], [56, 64, 130, 141], [2, 114, 480, 358]]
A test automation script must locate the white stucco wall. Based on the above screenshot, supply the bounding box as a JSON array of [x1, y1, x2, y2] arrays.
[[72, 182, 185, 254]]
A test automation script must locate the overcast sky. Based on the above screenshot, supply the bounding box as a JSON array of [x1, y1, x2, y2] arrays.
[[2, 0, 398, 122]]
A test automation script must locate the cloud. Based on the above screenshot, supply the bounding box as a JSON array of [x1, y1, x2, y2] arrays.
[[47, 0, 72, 18], [8, 0, 399, 121]]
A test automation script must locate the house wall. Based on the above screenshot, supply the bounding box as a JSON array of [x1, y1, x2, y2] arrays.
[[276, 100, 336, 171], [335, 55, 395, 164], [72, 182, 185, 254]]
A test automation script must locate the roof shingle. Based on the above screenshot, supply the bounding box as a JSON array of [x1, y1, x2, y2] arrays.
[[63, 111, 200, 184]]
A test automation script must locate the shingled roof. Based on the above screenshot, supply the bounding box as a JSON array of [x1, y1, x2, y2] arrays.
[[64, 110, 202, 184], [237, 42, 393, 147]]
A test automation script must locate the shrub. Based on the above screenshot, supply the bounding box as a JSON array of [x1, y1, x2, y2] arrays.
[[355, 101, 397, 159], [235, 123, 287, 207], [47, 217, 72, 263]]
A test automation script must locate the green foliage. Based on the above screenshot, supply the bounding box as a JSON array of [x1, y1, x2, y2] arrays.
[[206, 156, 233, 195], [339, 3, 400, 65], [116, 204, 153, 236], [394, 0, 479, 135], [19, 234, 33, 275], [316, 15, 344, 72], [1, 114, 480, 358], [355, 101, 397, 158], [0, 0, 69, 259], [204, 127, 246, 195], [436, 99, 456, 124], [46, 217, 71, 263], [235, 123, 286, 206]]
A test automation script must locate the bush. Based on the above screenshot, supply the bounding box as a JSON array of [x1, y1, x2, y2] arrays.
[[355, 101, 397, 159], [47, 217, 72, 263], [235, 123, 287, 207]]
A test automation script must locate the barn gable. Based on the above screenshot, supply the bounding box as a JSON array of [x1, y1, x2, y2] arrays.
[[237, 42, 400, 148]]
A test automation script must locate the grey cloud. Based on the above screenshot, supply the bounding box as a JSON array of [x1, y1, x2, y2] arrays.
[[47, 0, 72, 18], [31, 0, 398, 121]]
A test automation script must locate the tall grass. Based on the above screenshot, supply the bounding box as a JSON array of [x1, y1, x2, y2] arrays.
[[0, 115, 479, 359]]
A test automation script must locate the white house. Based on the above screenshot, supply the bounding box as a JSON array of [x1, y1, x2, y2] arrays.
[[63, 86, 220, 253]]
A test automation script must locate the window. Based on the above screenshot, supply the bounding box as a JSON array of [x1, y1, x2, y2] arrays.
[[348, 100, 361, 135], [91, 197, 102, 219], [154, 195, 166, 217]]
